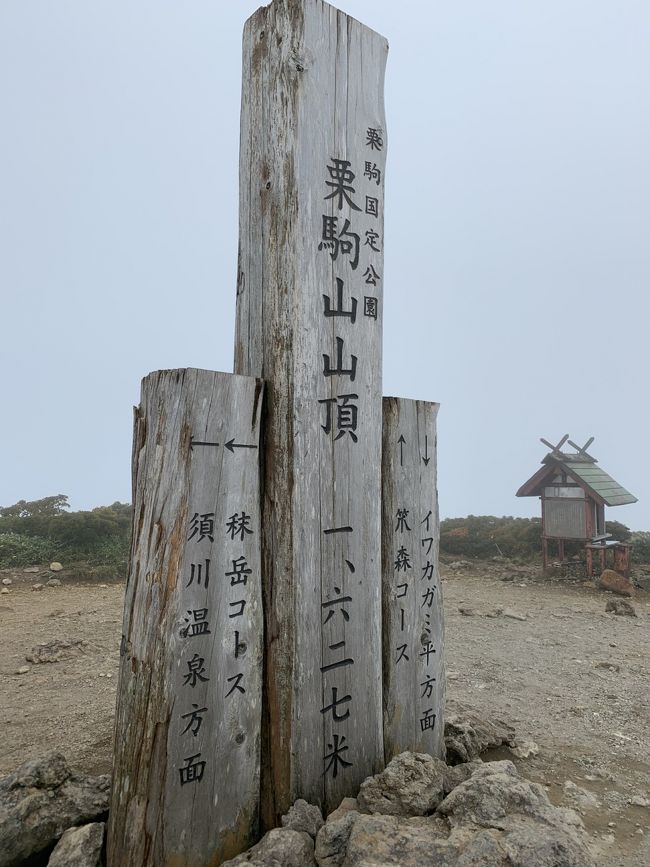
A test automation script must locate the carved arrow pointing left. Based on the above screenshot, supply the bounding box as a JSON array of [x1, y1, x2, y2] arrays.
[[190, 435, 219, 451], [224, 439, 258, 453]]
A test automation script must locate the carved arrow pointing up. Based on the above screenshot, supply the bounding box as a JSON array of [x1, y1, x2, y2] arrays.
[[398, 434, 406, 467], [224, 439, 258, 453], [422, 435, 430, 466]]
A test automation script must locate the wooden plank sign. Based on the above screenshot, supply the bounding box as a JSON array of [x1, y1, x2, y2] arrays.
[[381, 397, 445, 761], [234, 0, 388, 819], [107, 369, 264, 866]]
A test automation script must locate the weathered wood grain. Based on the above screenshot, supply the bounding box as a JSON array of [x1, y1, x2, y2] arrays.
[[234, 0, 388, 820], [107, 369, 264, 867], [382, 397, 445, 761]]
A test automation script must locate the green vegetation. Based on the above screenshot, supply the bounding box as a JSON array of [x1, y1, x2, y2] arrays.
[[439, 515, 645, 563], [0, 496, 131, 573], [1, 496, 647, 574], [440, 516, 543, 560]]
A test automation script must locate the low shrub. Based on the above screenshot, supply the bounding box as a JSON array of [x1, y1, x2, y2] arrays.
[[0, 532, 56, 567]]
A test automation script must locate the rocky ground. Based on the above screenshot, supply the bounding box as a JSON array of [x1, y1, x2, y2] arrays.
[[0, 559, 649, 865]]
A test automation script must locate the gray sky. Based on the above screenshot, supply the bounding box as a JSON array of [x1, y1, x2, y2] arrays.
[[1, 1, 648, 529]]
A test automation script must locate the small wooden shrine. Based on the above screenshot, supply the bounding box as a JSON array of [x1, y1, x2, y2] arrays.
[[516, 435, 637, 574]]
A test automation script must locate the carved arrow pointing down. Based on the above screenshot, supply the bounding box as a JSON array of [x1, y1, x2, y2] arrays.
[[422, 435, 430, 466]]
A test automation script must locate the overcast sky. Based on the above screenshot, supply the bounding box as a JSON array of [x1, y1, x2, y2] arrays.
[[1, 0, 648, 529]]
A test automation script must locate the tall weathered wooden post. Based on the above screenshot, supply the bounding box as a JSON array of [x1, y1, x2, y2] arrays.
[[108, 369, 264, 866], [234, 0, 388, 820]]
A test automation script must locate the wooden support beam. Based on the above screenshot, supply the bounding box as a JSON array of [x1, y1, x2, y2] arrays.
[[381, 397, 445, 761], [108, 369, 264, 866], [234, 0, 388, 821]]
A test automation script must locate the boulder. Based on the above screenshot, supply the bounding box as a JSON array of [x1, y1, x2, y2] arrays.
[[343, 813, 460, 865], [442, 761, 483, 795], [605, 599, 636, 617], [281, 799, 324, 840], [46, 579, 62, 588], [222, 828, 315, 866], [598, 570, 634, 597], [315, 810, 359, 867], [444, 706, 516, 764], [47, 822, 105, 867], [49, 562, 64, 572], [437, 761, 592, 864], [310, 757, 595, 866], [357, 752, 446, 816], [0, 752, 110, 867]]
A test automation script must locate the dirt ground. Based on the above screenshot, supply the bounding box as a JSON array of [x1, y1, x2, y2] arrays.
[[1, 561, 649, 865]]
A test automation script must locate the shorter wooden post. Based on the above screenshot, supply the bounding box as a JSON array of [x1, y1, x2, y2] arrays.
[[108, 369, 264, 867], [381, 397, 445, 761]]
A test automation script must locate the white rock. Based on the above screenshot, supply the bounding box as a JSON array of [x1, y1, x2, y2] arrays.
[[503, 608, 527, 621], [23, 567, 40, 573], [49, 562, 63, 572], [15, 666, 30, 675], [511, 740, 539, 759], [32, 584, 44, 591], [2, 578, 12, 586], [1, 588, 9, 595], [629, 795, 650, 808]]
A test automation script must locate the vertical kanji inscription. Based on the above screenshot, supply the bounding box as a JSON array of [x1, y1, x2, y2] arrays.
[[234, 0, 388, 820], [381, 397, 445, 761]]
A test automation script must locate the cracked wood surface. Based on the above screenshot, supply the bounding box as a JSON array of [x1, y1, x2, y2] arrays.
[[234, 0, 388, 821], [382, 397, 445, 761], [108, 369, 264, 866]]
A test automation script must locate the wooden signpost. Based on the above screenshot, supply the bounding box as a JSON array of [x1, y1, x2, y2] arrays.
[[109, 2, 446, 862], [381, 398, 445, 762], [108, 369, 264, 866], [234, 0, 388, 820]]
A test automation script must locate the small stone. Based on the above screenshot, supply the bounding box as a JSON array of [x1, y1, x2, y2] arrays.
[[605, 599, 636, 617], [629, 795, 650, 808], [23, 567, 40, 573], [2, 577, 12, 586], [1, 588, 9, 595], [458, 606, 476, 616], [46, 578, 62, 587], [503, 608, 527, 621], [32, 583, 44, 591], [594, 661, 620, 672], [15, 666, 30, 675], [49, 562, 64, 572]]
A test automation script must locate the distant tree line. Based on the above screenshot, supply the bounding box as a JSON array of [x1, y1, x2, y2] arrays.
[[0, 495, 131, 571], [1, 497, 647, 573]]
